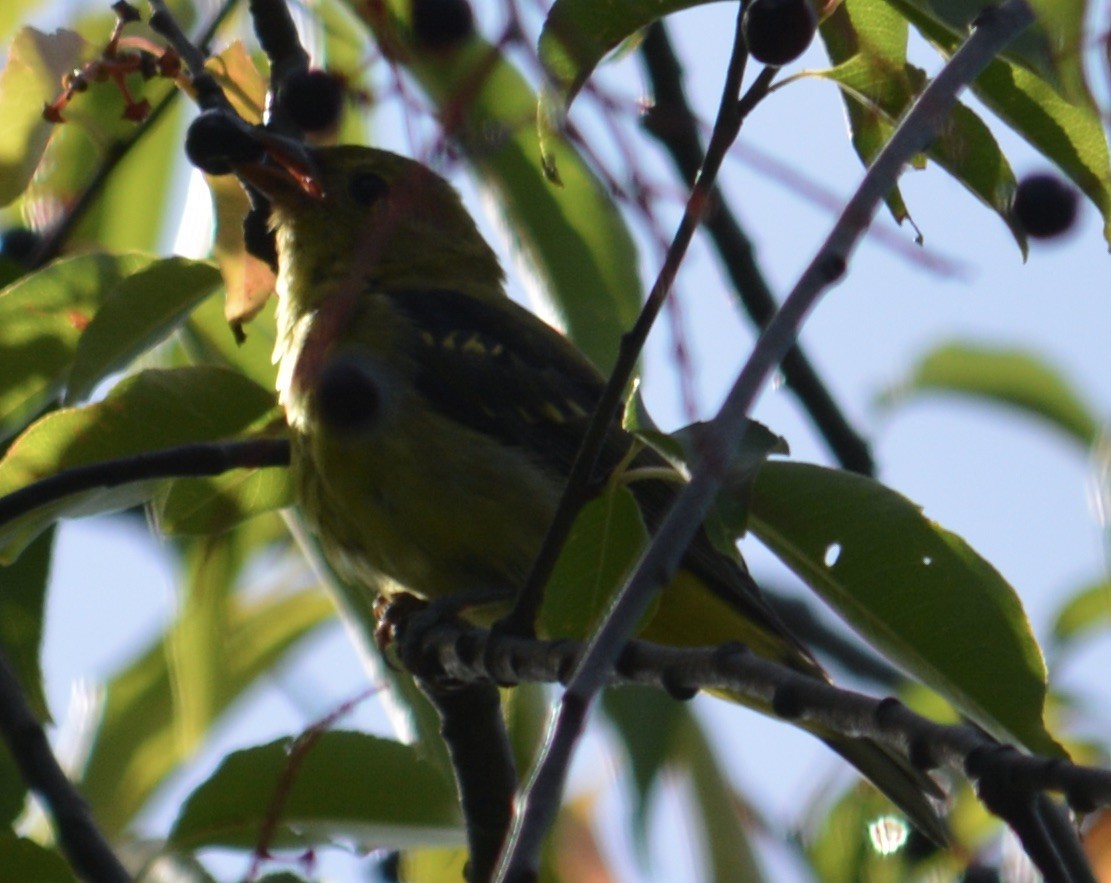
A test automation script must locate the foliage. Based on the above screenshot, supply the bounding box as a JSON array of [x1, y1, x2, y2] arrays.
[[0, 0, 1108, 881]]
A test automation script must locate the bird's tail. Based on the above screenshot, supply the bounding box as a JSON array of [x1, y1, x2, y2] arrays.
[[638, 567, 949, 845]]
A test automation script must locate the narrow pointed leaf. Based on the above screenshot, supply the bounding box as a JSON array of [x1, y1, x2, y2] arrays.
[[81, 585, 335, 835], [66, 258, 223, 403], [169, 731, 461, 851], [880, 342, 1099, 447], [0, 252, 153, 439], [748, 461, 1061, 756], [0, 366, 279, 562]]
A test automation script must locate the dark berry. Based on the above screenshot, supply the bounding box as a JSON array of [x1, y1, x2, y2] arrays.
[[276, 69, 345, 133], [411, 0, 475, 49], [185, 110, 264, 176], [0, 227, 43, 265], [742, 0, 817, 66], [316, 355, 382, 435], [1013, 172, 1079, 240]]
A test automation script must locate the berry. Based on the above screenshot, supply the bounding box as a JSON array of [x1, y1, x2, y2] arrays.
[[1013, 173, 1079, 240], [410, 0, 475, 49], [276, 69, 345, 133], [742, 0, 817, 66], [316, 355, 382, 435], [185, 110, 264, 176], [0, 227, 43, 265]]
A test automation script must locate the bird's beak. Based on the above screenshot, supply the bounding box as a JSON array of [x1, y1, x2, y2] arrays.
[[233, 130, 324, 203]]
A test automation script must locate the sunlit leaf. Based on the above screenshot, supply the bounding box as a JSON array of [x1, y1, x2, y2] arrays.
[[66, 258, 223, 404], [818, 0, 915, 225], [817, 0, 1021, 245], [749, 461, 1062, 756], [890, 0, 1089, 103], [0, 252, 153, 439], [0, 28, 85, 206], [886, 0, 1111, 246], [0, 366, 279, 562], [879, 342, 1099, 447], [81, 583, 335, 835], [153, 460, 293, 536], [180, 290, 279, 391], [169, 731, 461, 851]]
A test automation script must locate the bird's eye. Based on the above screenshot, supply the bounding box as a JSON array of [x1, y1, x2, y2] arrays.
[[348, 171, 388, 206]]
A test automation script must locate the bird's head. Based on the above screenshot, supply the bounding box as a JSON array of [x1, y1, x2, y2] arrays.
[[232, 142, 505, 311]]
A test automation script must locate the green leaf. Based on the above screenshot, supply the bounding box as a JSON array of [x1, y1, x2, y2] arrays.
[[169, 731, 461, 851], [800, 782, 957, 883], [71, 84, 184, 254], [632, 418, 788, 552], [0, 834, 71, 882], [0, 28, 85, 206], [748, 461, 1061, 756], [1050, 579, 1111, 648], [152, 465, 294, 536], [886, 0, 1111, 246], [601, 685, 686, 845], [539, 484, 649, 639], [349, 1, 642, 373], [676, 716, 765, 883], [66, 258, 223, 404], [537, 0, 708, 109], [879, 342, 1099, 447], [0, 366, 279, 562], [888, 0, 1088, 104], [0, 252, 153, 439], [816, 1, 1020, 244], [0, 528, 54, 723], [180, 290, 279, 391], [817, 0, 915, 224], [81, 584, 334, 835]]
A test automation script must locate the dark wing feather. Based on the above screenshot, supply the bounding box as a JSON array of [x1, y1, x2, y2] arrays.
[[384, 288, 630, 479], [383, 288, 810, 657]]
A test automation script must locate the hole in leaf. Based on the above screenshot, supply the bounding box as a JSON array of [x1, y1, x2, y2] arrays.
[[823, 542, 841, 568], [922, 555, 933, 566]]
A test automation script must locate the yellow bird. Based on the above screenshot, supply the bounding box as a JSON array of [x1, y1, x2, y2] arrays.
[[226, 142, 945, 843]]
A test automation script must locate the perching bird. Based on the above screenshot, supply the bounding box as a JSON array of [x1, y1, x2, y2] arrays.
[[221, 141, 945, 843]]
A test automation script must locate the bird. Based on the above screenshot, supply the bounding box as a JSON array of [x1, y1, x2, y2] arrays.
[[219, 140, 946, 843]]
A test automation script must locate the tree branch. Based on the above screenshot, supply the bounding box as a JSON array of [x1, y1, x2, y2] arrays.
[[640, 22, 875, 476], [495, 3, 1040, 879], [0, 438, 289, 530], [0, 650, 131, 882]]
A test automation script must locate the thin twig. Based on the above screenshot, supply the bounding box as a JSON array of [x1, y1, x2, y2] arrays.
[[0, 438, 290, 529], [0, 650, 131, 883], [499, 5, 759, 637], [494, 3, 1039, 879], [640, 22, 875, 475], [37, 0, 239, 265]]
